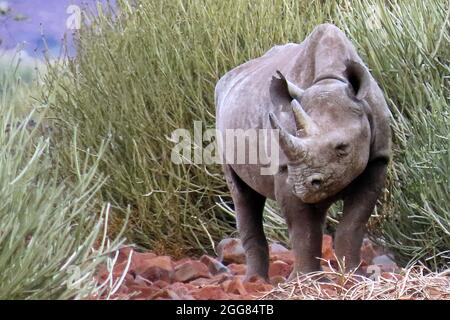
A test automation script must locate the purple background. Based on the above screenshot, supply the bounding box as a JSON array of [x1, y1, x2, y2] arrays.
[[0, 0, 113, 58]]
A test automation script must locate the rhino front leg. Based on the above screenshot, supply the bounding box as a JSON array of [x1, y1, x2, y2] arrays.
[[335, 159, 388, 271], [223, 165, 269, 281], [275, 179, 329, 277], [287, 203, 329, 278]]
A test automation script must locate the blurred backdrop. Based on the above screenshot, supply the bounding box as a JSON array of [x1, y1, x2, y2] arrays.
[[0, 0, 113, 58]]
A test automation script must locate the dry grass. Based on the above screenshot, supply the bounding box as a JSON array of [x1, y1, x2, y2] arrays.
[[45, 0, 449, 267], [261, 266, 450, 300]]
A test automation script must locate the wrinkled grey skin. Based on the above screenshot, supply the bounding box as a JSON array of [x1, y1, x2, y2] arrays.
[[215, 24, 391, 281]]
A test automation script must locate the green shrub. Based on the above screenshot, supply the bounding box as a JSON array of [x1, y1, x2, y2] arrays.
[[46, 0, 448, 268], [0, 70, 123, 299], [45, 0, 336, 255], [337, 0, 449, 270]]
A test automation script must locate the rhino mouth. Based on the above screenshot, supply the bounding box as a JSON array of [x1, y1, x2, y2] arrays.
[[292, 182, 331, 203], [294, 188, 331, 203], [288, 165, 339, 203]]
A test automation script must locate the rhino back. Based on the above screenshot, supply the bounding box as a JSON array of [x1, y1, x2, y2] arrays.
[[215, 42, 301, 132], [215, 23, 367, 132]]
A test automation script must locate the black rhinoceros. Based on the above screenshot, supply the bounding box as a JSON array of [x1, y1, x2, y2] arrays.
[[215, 24, 391, 280]]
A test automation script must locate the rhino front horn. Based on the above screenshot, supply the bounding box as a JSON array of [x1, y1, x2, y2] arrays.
[[291, 99, 317, 136], [269, 112, 306, 160]]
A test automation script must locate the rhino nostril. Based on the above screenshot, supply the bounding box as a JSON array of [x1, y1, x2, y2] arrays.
[[310, 178, 322, 188]]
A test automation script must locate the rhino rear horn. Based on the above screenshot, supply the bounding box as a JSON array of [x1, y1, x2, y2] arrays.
[[269, 112, 306, 160], [275, 70, 304, 101], [344, 60, 371, 100]]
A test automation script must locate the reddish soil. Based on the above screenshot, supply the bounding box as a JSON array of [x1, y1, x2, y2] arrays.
[[96, 235, 397, 300]]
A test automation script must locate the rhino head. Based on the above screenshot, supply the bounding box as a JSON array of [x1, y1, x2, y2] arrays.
[[269, 61, 372, 203]]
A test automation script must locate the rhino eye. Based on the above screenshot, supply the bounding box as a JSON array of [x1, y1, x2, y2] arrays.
[[335, 142, 350, 156]]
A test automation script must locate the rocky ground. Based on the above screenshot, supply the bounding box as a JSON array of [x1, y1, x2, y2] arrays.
[[96, 235, 413, 300]]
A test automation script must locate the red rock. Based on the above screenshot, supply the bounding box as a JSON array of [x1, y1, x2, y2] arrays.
[[173, 260, 210, 282], [111, 292, 131, 300], [270, 275, 286, 286], [212, 273, 232, 284], [117, 246, 135, 263], [373, 255, 398, 271], [322, 265, 333, 273], [245, 274, 268, 283], [113, 260, 135, 275], [137, 252, 157, 261], [269, 243, 289, 254], [170, 282, 196, 292], [228, 263, 246, 275], [192, 285, 230, 300], [133, 275, 152, 286], [362, 256, 398, 279], [101, 264, 135, 287], [270, 251, 294, 265], [200, 255, 230, 275], [150, 288, 181, 300], [113, 284, 129, 296], [178, 292, 195, 300], [213, 272, 232, 282], [138, 253, 167, 265], [117, 248, 156, 268], [96, 266, 110, 282], [222, 277, 247, 295], [318, 283, 338, 297], [226, 293, 247, 300], [269, 260, 292, 278], [153, 280, 170, 288], [322, 234, 335, 262], [189, 277, 215, 287], [216, 238, 246, 264], [243, 280, 273, 295], [269, 243, 293, 264], [167, 282, 195, 300], [360, 240, 375, 265], [128, 285, 159, 299], [381, 271, 403, 281], [174, 257, 191, 267], [96, 261, 134, 283], [149, 282, 197, 300], [123, 273, 138, 287], [134, 256, 174, 283]]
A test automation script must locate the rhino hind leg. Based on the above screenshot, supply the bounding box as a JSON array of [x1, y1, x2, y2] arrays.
[[223, 165, 269, 281]]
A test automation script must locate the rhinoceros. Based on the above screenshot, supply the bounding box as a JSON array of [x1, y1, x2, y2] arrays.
[[215, 24, 391, 281]]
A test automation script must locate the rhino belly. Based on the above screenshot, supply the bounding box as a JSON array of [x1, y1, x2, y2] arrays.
[[230, 163, 277, 200]]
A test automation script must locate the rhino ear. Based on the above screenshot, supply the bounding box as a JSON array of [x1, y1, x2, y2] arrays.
[[345, 60, 371, 101]]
